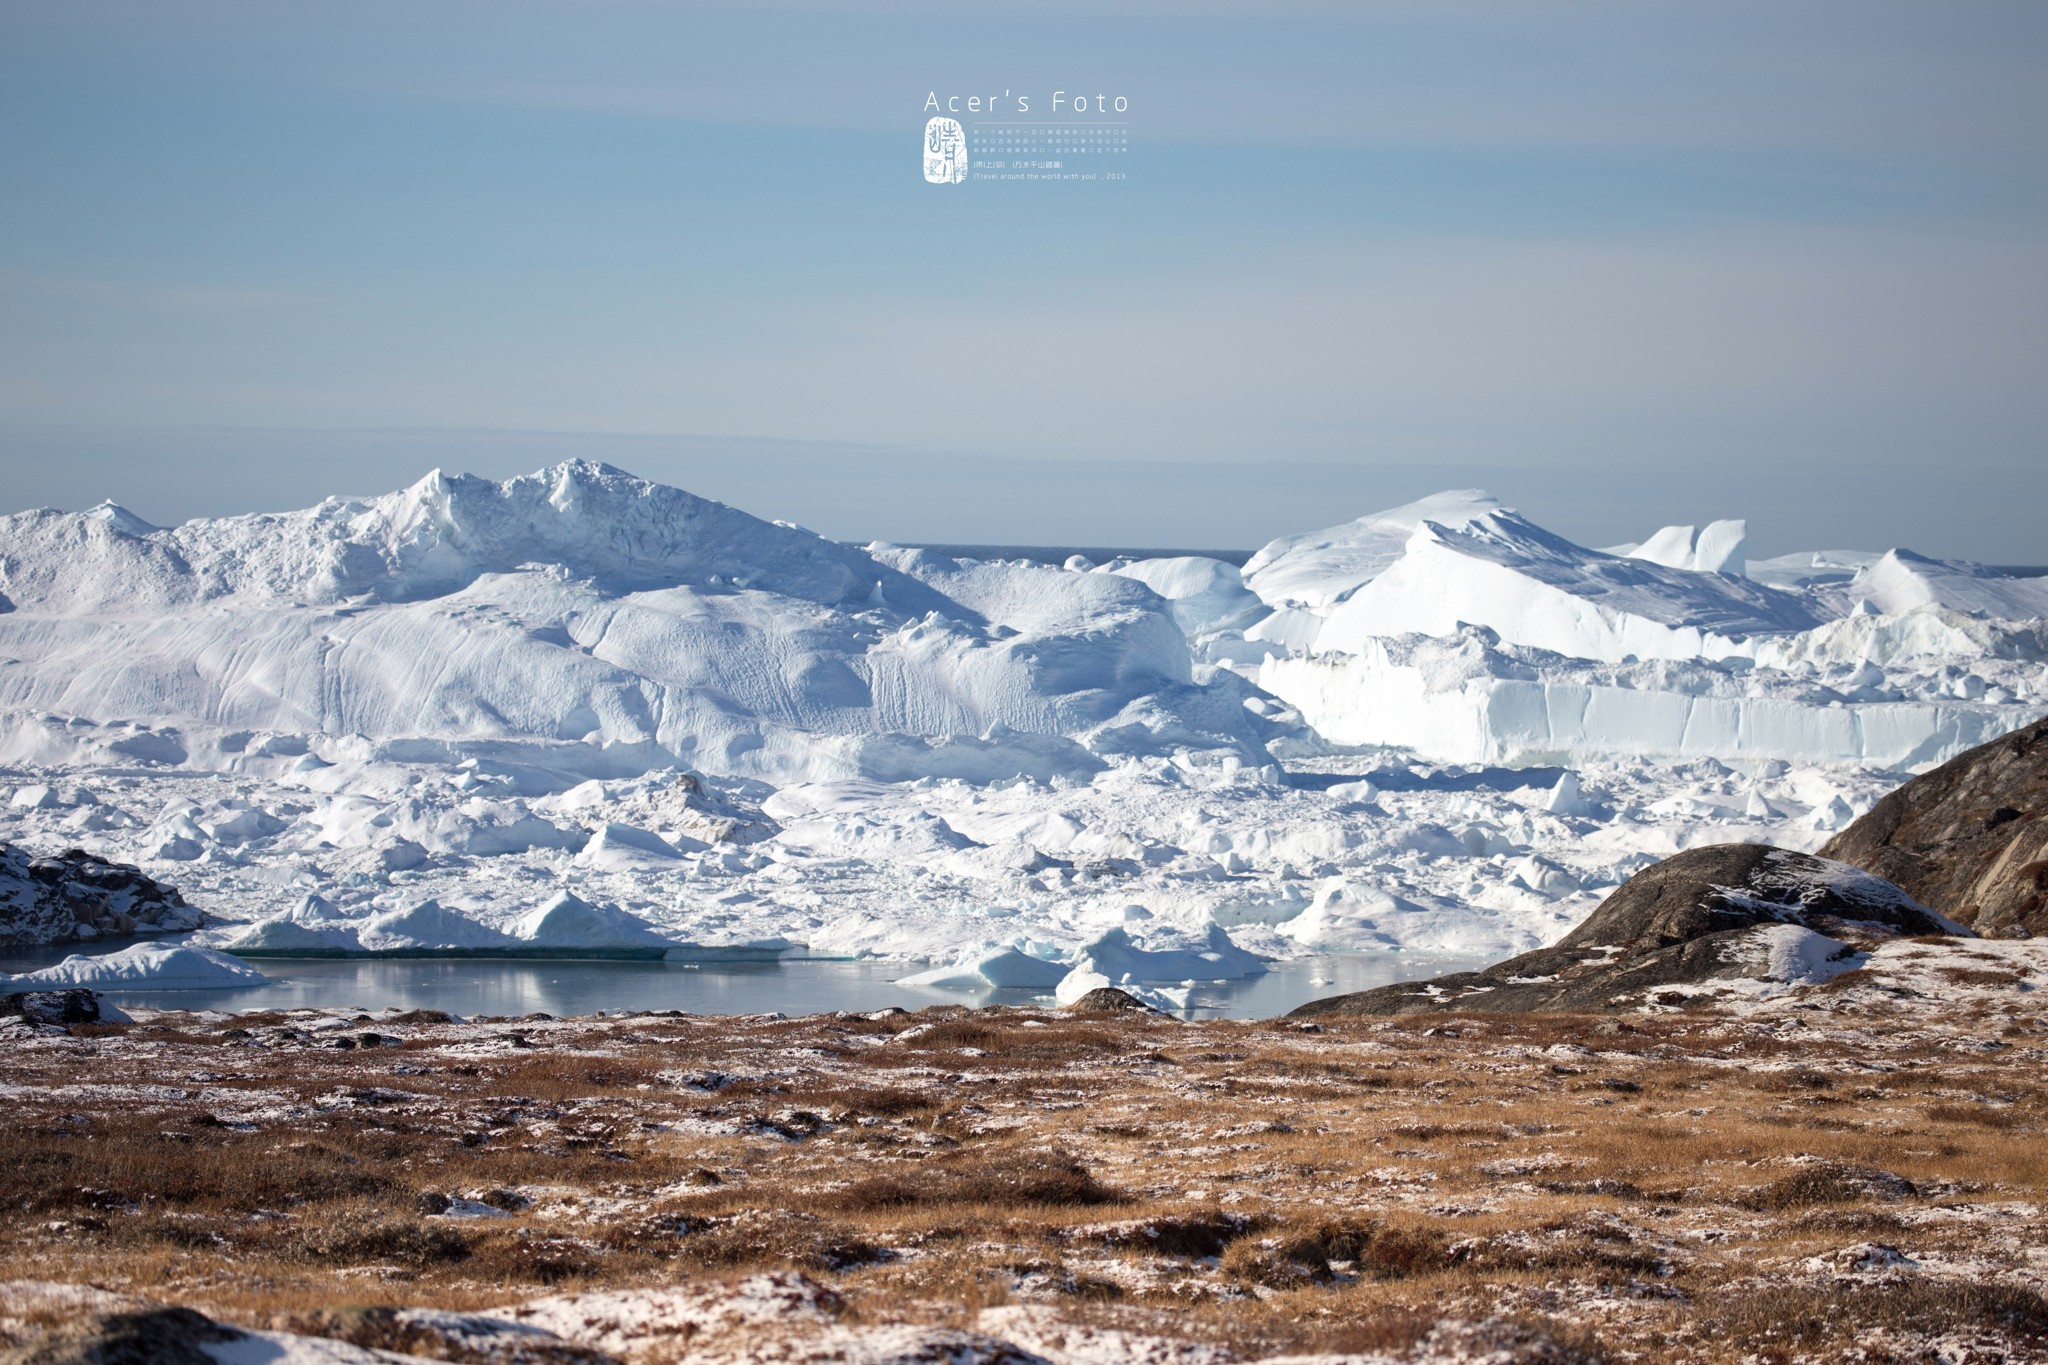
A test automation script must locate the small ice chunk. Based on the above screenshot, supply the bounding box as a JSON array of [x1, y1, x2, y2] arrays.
[[1546, 772, 1589, 817]]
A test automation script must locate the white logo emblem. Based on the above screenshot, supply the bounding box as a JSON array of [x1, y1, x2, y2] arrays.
[[923, 117, 967, 184]]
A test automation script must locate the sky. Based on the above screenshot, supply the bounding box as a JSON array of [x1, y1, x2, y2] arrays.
[[1, 0, 2045, 558]]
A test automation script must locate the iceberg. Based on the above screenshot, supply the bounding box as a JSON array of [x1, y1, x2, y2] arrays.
[[1109, 557, 1266, 643], [3, 465, 2044, 973], [225, 893, 364, 954], [1309, 512, 1819, 664], [1242, 490, 1505, 614], [1260, 630, 2024, 771], [3, 942, 269, 991], [0, 462, 1266, 785], [897, 947, 1068, 991], [574, 822, 690, 871], [1833, 550, 2048, 621], [227, 917, 365, 955], [1050, 925, 1265, 1007], [358, 900, 517, 952], [511, 892, 675, 950], [1624, 520, 1746, 575]]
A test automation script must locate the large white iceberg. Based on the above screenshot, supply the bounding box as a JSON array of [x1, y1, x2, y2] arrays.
[[1051, 925, 1266, 1006], [1832, 550, 2048, 620], [358, 900, 517, 952], [1242, 490, 1505, 613], [1261, 628, 2025, 771], [3, 942, 269, 991], [511, 892, 675, 950], [1309, 512, 1819, 664], [896, 946, 1068, 991], [0, 462, 1265, 785]]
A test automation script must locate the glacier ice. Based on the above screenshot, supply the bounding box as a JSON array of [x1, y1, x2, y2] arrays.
[[0, 462, 1264, 786], [2, 942, 269, 991], [359, 900, 517, 952], [2, 462, 2045, 989], [512, 892, 676, 949], [1052, 924, 1267, 1007], [897, 946, 1069, 991], [1622, 519, 1747, 576], [1241, 490, 1504, 612]]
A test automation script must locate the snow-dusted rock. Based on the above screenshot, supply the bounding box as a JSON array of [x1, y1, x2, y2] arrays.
[[1292, 844, 1956, 1017], [1822, 712, 2048, 937], [1, 988, 131, 1025], [0, 842, 202, 946]]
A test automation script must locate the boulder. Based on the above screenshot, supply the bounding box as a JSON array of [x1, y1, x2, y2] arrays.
[[0, 1302, 430, 1364], [1289, 843, 1958, 1017], [0, 1307, 269, 1365], [0, 843, 202, 946], [1822, 714, 2048, 937], [1063, 986, 1160, 1014], [0, 989, 127, 1026]]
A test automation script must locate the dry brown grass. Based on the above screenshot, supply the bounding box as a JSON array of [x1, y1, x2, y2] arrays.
[[2, 994, 2045, 1362]]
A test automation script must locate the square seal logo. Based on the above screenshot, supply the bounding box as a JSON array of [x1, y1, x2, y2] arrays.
[[923, 116, 967, 184]]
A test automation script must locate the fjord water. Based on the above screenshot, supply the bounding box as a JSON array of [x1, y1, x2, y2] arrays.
[[0, 948, 1488, 1020]]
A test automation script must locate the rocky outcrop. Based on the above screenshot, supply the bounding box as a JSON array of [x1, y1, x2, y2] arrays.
[[0, 843, 202, 946], [0, 1301, 477, 1365], [0, 989, 127, 1027], [1822, 714, 2048, 938], [1063, 986, 1160, 1013], [1290, 843, 1958, 1017]]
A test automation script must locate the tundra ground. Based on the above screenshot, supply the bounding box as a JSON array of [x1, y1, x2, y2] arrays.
[[2, 940, 2045, 1363]]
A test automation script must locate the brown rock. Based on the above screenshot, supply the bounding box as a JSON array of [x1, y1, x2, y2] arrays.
[[1063, 987, 1160, 1013], [1289, 843, 1952, 1018], [1822, 714, 2048, 937]]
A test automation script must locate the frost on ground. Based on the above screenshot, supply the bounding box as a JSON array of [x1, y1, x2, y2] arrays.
[[1, 939, 2044, 1363], [0, 462, 2045, 983]]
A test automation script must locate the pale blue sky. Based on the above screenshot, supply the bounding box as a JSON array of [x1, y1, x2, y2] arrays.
[[2, 1, 2044, 557]]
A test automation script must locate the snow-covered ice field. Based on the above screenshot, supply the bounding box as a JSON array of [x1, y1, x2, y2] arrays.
[[2, 462, 2043, 1003]]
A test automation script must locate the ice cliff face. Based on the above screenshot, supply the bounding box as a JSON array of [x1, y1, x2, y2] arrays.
[[1200, 497, 2047, 773]]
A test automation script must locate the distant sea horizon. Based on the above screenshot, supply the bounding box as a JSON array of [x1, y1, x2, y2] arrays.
[[873, 543, 1257, 568], [857, 543, 2048, 577]]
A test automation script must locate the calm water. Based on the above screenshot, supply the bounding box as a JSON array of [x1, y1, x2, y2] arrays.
[[0, 949, 1486, 1021]]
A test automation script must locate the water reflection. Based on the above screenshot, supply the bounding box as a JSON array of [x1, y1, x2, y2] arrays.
[[1, 951, 1488, 1022]]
